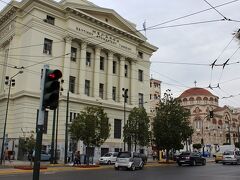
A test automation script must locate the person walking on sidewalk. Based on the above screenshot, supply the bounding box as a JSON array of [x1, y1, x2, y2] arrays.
[[3, 147, 11, 165], [73, 151, 81, 166]]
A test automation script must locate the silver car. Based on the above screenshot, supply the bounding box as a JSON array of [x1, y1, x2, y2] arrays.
[[222, 150, 240, 165], [99, 152, 118, 164], [114, 152, 144, 171]]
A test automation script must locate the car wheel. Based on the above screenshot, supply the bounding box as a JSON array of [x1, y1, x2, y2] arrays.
[[178, 163, 182, 166], [215, 160, 218, 163], [108, 161, 111, 165], [115, 167, 119, 170], [131, 164, 136, 171], [222, 162, 226, 165], [191, 160, 196, 166], [139, 162, 144, 170], [202, 159, 206, 166]]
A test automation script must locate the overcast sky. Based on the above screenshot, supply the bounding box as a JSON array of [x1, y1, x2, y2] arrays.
[[1, 0, 240, 107]]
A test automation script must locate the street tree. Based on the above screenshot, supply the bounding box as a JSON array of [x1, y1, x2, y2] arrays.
[[152, 90, 193, 162], [69, 106, 110, 164], [123, 107, 150, 152]]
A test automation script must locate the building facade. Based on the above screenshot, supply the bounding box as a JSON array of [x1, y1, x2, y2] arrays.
[[0, 0, 157, 160], [149, 78, 161, 115], [178, 87, 240, 153]]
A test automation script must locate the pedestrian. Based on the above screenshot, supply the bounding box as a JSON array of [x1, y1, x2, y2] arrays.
[[4, 147, 11, 164], [73, 151, 81, 166]]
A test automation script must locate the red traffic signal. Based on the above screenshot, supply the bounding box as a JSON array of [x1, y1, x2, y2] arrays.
[[47, 70, 62, 80], [43, 69, 62, 110]]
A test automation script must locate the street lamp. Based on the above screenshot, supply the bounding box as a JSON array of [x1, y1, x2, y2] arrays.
[[122, 88, 128, 151], [0, 70, 23, 165]]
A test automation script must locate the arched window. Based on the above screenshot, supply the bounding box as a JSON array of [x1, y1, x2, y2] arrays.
[[189, 97, 194, 104], [203, 97, 208, 104], [212, 118, 217, 124], [196, 97, 202, 104]]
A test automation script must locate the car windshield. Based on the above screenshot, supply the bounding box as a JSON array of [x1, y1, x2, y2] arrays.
[[118, 152, 131, 158], [224, 151, 234, 155], [181, 152, 190, 156], [103, 153, 111, 157]]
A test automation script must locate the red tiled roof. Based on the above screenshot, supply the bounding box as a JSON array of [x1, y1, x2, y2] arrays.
[[179, 87, 214, 98]]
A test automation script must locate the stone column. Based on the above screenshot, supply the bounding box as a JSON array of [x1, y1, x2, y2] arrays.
[[107, 52, 113, 100], [119, 56, 125, 103], [130, 60, 137, 105], [62, 36, 72, 93], [93, 47, 101, 98], [79, 42, 87, 95]]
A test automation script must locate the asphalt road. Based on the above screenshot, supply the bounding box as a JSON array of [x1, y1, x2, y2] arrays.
[[1, 163, 240, 180]]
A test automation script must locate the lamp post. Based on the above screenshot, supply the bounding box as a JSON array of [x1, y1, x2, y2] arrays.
[[228, 119, 231, 145], [64, 90, 69, 164], [122, 88, 128, 151], [0, 70, 23, 165]]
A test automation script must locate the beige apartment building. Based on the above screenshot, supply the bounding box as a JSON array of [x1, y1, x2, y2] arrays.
[[0, 0, 157, 160], [178, 87, 240, 153]]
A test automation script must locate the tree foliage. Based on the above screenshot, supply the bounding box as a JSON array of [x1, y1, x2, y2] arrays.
[[123, 107, 150, 151], [152, 90, 193, 160], [69, 106, 110, 148]]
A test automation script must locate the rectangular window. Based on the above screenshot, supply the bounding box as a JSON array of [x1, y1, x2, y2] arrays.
[[112, 86, 116, 101], [69, 76, 76, 93], [139, 93, 144, 107], [44, 15, 55, 25], [99, 83, 104, 99], [138, 51, 143, 59], [114, 119, 122, 139], [100, 56, 104, 70], [43, 38, 53, 55], [113, 61, 117, 74], [86, 52, 91, 66], [85, 80, 90, 96], [138, 69, 143, 81], [71, 47, 77, 61], [70, 112, 77, 122], [124, 64, 128, 77]]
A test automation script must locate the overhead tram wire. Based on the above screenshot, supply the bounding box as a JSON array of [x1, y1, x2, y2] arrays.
[[202, 0, 230, 20], [145, 0, 240, 30], [0, 0, 239, 53], [1, 0, 238, 95]]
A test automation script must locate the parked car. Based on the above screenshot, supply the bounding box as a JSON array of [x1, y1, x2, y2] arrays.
[[114, 152, 144, 171], [222, 150, 240, 165], [214, 152, 223, 163], [99, 152, 118, 164], [32, 150, 51, 161], [177, 152, 206, 166]]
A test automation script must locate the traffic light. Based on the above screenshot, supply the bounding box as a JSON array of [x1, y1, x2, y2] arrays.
[[42, 69, 62, 110], [209, 111, 214, 118]]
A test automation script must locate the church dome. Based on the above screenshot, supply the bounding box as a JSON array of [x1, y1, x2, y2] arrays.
[[179, 87, 214, 98]]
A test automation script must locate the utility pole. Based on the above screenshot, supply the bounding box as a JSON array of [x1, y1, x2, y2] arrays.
[[122, 88, 128, 151], [54, 107, 59, 164], [32, 65, 62, 180], [0, 70, 23, 165], [64, 90, 69, 164], [50, 109, 56, 164], [228, 119, 231, 145], [33, 65, 48, 180]]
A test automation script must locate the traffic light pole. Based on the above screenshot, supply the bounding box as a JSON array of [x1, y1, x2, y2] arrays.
[[33, 65, 48, 180], [64, 90, 69, 164], [50, 109, 56, 164]]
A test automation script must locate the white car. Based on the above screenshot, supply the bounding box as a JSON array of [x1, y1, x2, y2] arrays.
[[99, 152, 118, 164], [115, 152, 144, 171], [222, 150, 240, 165]]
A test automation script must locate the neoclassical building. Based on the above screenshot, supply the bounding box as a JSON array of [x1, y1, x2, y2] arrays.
[[0, 0, 157, 160], [178, 87, 240, 152]]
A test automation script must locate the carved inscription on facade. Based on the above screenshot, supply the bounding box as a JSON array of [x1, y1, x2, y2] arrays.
[[76, 27, 133, 52]]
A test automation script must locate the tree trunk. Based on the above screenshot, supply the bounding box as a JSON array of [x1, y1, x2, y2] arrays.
[[166, 149, 170, 163]]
